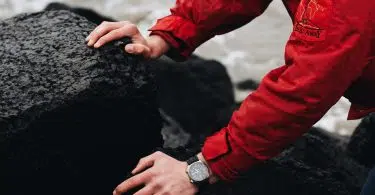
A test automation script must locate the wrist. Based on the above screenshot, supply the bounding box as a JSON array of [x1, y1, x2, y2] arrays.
[[146, 35, 170, 59], [197, 153, 219, 184]]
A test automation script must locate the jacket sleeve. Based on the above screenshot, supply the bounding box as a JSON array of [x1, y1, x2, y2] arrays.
[[202, 0, 372, 181], [149, 0, 272, 61]]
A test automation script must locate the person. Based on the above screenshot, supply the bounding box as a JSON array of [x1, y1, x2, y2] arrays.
[[86, 0, 375, 194]]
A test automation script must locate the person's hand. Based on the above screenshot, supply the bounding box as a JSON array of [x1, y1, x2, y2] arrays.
[[113, 151, 198, 195], [85, 21, 169, 59]]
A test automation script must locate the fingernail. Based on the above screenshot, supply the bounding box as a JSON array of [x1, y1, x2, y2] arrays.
[[125, 45, 133, 53], [94, 42, 101, 48], [87, 39, 93, 46], [85, 36, 90, 42]]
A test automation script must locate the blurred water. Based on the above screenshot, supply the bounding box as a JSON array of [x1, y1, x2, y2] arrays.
[[0, 0, 361, 135]]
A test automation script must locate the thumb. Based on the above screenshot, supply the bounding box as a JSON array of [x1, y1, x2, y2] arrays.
[[124, 43, 151, 59]]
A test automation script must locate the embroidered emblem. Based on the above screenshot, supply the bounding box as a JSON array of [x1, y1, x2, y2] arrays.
[[293, 0, 332, 41]]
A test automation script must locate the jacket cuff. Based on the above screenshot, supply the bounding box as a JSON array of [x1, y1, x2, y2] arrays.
[[149, 15, 209, 61], [202, 128, 260, 182]]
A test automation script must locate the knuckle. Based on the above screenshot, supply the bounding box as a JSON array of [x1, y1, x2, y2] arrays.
[[148, 181, 158, 190], [149, 168, 159, 176], [151, 182, 159, 190], [98, 21, 110, 29], [152, 178, 162, 188], [134, 46, 144, 53], [138, 157, 145, 164], [113, 30, 122, 36], [127, 23, 139, 32], [127, 23, 136, 29], [95, 27, 104, 34], [97, 37, 105, 43], [129, 178, 138, 185], [158, 158, 167, 165]]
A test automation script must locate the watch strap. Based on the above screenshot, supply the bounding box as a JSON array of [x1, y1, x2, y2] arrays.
[[195, 177, 209, 189], [187, 155, 199, 165]]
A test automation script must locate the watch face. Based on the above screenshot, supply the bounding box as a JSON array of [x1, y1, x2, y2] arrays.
[[188, 161, 210, 182]]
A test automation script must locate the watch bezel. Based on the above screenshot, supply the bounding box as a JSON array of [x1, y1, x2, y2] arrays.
[[186, 160, 210, 183]]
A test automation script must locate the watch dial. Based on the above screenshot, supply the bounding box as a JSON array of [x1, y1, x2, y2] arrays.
[[189, 162, 209, 182]]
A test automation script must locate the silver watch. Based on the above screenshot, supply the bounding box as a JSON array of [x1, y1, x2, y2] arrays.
[[186, 155, 210, 184]]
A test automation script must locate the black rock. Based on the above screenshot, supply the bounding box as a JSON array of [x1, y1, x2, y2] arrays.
[[3, 8, 369, 195], [160, 129, 369, 195], [44, 2, 116, 25], [150, 56, 235, 143], [41, 4, 236, 146], [347, 113, 375, 168], [0, 11, 162, 195], [236, 79, 259, 91]]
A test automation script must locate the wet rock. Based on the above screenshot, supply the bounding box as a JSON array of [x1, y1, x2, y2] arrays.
[[0, 11, 162, 195], [347, 113, 375, 168]]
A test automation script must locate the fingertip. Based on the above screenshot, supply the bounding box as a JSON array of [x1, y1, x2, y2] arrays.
[[131, 168, 138, 175], [87, 39, 94, 46], [94, 42, 101, 48], [125, 45, 134, 53]]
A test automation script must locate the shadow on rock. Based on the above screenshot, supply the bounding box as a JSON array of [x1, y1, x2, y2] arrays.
[[42, 2, 237, 147], [150, 56, 235, 147], [2, 8, 374, 195], [347, 113, 375, 168], [159, 128, 369, 195], [0, 11, 161, 195]]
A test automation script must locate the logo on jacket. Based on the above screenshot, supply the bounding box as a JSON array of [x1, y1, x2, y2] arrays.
[[293, 0, 331, 41]]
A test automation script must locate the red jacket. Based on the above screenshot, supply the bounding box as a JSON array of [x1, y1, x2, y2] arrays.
[[149, 0, 375, 181]]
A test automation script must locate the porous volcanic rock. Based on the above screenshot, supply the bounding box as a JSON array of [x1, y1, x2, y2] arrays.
[[150, 56, 235, 144], [42, 3, 236, 146], [3, 8, 371, 195], [44, 2, 116, 25], [347, 113, 375, 168], [0, 11, 162, 195], [160, 128, 369, 195]]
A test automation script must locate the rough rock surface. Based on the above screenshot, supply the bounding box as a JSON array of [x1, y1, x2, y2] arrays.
[[347, 113, 375, 168], [42, 3, 236, 147], [1, 8, 372, 195], [44, 2, 116, 25], [160, 128, 369, 195], [151, 56, 235, 144], [0, 11, 162, 195]]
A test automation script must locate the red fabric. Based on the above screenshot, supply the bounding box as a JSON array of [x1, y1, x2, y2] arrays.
[[149, 0, 273, 60], [150, 0, 375, 181]]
